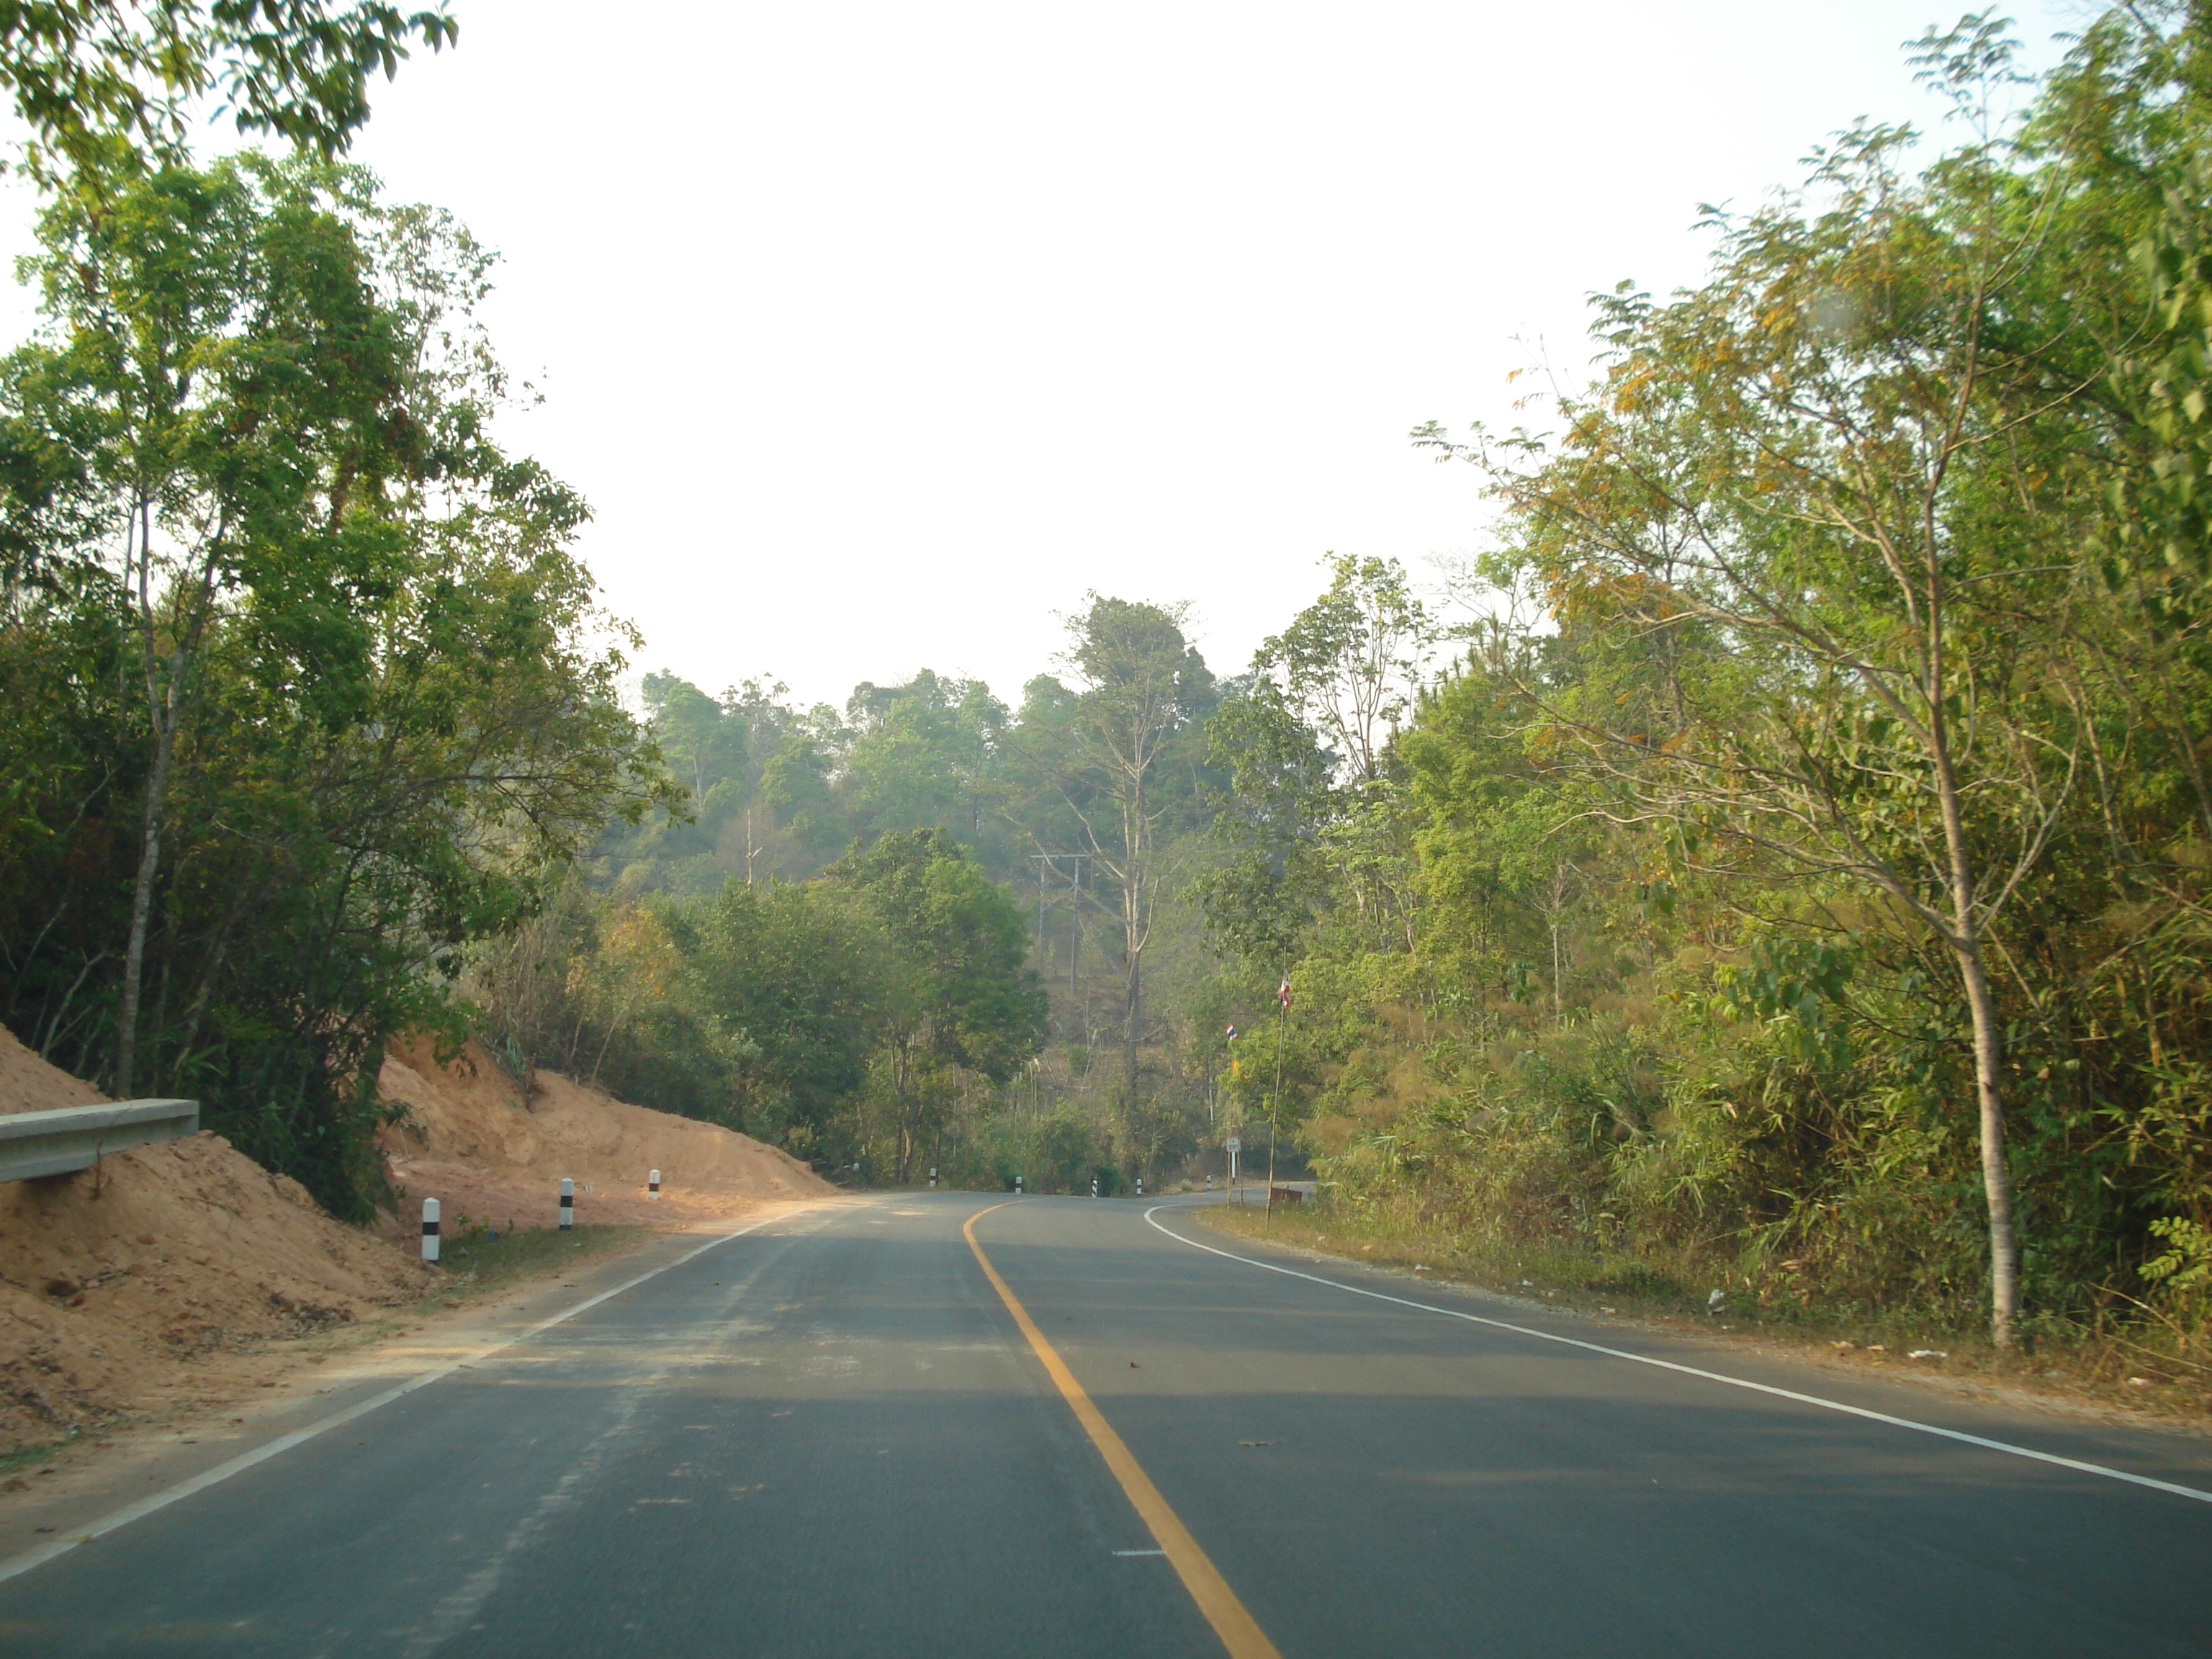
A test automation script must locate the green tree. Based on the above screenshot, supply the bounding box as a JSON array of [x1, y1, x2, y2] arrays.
[[9, 155, 428, 1095], [845, 670, 1007, 850], [644, 672, 748, 814], [0, 1, 455, 183], [830, 828, 1045, 1179], [753, 734, 842, 863], [1197, 675, 1333, 967], [0, 158, 665, 1209], [680, 879, 883, 1158]]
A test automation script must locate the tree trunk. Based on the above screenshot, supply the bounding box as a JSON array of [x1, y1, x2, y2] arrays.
[[1122, 950, 1141, 1103], [1120, 796, 1145, 1103], [114, 652, 184, 1099], [1929, 652, 2023, 1345], [1954, 936, 2021, 1342], [893, 1040, 915, 1184], [115, 493, 222, 1101]]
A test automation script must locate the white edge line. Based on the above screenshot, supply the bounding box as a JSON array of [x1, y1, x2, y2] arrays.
[[1142, 1205, 2212, 1509], [0, 1212, 792, 1586]]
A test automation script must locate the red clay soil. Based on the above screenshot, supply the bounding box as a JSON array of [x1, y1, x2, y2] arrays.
[[0, 1025, 431, 1449], [374, 1035, 834, 1237]]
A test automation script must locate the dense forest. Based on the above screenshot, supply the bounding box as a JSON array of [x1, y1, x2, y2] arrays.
[[4, 3, 2212, 1358]]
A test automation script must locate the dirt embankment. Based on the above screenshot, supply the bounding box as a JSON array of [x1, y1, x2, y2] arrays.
[[0, 1028, 835, 1453], [374, 1035, 835, 1235], [0, 1026, 431, 1449]]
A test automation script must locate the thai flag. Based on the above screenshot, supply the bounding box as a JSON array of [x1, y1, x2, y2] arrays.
[[1277, 977, 1292, 1008]]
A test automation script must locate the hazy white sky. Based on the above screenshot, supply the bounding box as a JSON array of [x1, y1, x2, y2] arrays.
[[30, 1, 2101, 709]]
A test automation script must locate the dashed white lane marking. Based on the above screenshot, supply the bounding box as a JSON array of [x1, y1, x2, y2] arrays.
[[397, 1376, 652, 1659], [1141, 1205, 2212, 1508], [0, 1210, 809, 1586]]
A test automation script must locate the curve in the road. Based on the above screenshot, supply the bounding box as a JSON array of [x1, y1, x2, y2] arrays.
[[0, 1210, 791, 1588]]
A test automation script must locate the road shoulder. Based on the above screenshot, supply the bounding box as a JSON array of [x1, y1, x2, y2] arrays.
[[0, 1197, 844, 1567], [1185, 1199, 2212, 1447]]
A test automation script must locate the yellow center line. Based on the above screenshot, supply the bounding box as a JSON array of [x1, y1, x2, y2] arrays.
[[963, 1202, 1283, 1659]]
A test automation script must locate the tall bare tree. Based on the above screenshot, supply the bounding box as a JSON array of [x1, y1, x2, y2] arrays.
[[1017, 596, 1212, 1101]]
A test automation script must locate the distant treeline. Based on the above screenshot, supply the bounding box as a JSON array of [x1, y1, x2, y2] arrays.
[[485, 598, 1227, 1190]]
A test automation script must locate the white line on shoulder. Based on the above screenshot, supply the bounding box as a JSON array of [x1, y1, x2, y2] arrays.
[[0, 1210, 800, 1586], [1141, 1205, 2212, 1508]]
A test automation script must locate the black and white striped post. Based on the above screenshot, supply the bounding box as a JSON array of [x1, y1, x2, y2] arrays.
[[421, 1197, 441, 1264], [1091, 1175, 1099, 1198], [1015, 1174, 1024, 1194], [1205, 1174, 1213, 1191], [1136, 1175, 1143, 1197], [648, 1169, 661, 1200], [928, 1166, 938, 1189], [559, 1177, 574, 1230]]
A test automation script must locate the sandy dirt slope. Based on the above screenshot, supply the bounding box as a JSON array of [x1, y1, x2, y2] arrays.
[[0, 1025, 431, 1450], [374, 1035, 835, 1236]]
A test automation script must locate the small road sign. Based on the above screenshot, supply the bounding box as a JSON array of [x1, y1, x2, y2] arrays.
[[1226, 1137, 1241, 1154]]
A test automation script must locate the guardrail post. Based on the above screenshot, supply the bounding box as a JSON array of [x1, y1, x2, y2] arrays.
[[421, 1197, 441, 1263], [559, 1177, 573, 1229]]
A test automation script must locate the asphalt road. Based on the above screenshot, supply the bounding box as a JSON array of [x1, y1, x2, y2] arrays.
[[2, 1191, 2208, 1658]]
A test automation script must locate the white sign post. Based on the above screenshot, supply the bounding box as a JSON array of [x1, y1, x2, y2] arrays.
[[1226, 1136, 1241, 1197]]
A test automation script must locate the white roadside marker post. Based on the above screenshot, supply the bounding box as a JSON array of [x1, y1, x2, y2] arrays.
[[421, 1197, 440, 1263], [1136, 1176, 1143, 1197], [1091, 1176, 1099, 1198], [559, 1177, 574, 1230], [1015, 1174, 1024, 1194], [649, 1169, 661, 1200], [1205, 1174, 1213, 1191], [929, 1166, 938, 1189]]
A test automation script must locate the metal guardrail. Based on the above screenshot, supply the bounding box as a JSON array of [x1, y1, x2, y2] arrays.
[[0, 1099, 199, 1182]]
